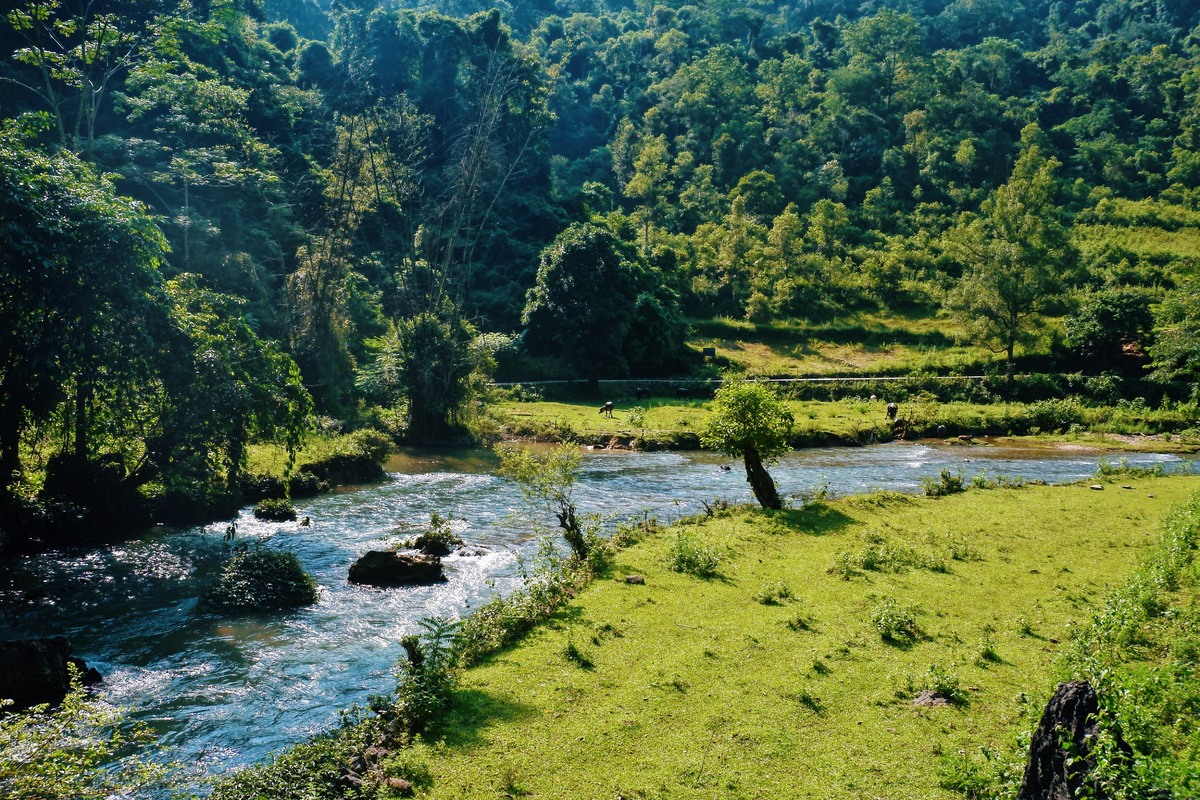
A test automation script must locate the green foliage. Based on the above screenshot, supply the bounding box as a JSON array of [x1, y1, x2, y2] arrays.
[[906, 663, 968, 706], [253, 498, 298, 522], [496, 444, 592, 560], [202, 546, 319, 613], [389, 618, 460, 735], [1066, 288, 1155, 367], [0, 668, 173, 799], [407, 513, 465, 556], [754, 580, 795, 605], [522, 222, 687, 379], [870, 595, 918, 642], [701, 381, 794, 463], [943, 138, 1079, 377], [701, 380, 794, 510], [922, 469, 965, 497], [453, 540, 581, 667], [666, 531, 722, 578]]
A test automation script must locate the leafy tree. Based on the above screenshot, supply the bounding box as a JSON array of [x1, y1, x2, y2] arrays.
[[1065, 287, 1155, 369], [944, 129, 1078, 378], [523, 221, 685, 383], [1148, 277, 1200, 386], [496, 443, 589, 559], [0, 122, 167, 491], [156, 275, 312, 495], [3, 0, 150, 161], [700, 380, 794, 510]]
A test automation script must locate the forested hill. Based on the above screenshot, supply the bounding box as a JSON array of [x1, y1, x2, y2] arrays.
[[3, 0, 1200, 531]]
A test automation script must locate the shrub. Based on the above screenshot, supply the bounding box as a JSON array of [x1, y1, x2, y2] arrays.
[[453, 545, 579, 667], [1023, 397, 1085, 434], [287, 471, 329, 498], [755, 581, 795, 605], [870, 595, 918, 642], [241, 472, 287, 502], [922, 469, 965, 497], [409, 513, 465, 556], [666, 531, 722, 578], [391, 618, 459, 735], [0, 667, 173, 799], [297, 430, 392, 485], [253, 498, 297, 522], [907, 663, 968, 705], [202, 547, 319, 613]]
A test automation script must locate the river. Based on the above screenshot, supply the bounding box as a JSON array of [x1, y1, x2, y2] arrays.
[[0, 441, 1189, 787]]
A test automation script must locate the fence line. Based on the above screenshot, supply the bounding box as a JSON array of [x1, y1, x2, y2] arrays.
[[490, 375, 990, 387]]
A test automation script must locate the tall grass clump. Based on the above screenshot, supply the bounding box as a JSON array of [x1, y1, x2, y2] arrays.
[[666, 531, 722, 578], [922, 469, 965, 497]]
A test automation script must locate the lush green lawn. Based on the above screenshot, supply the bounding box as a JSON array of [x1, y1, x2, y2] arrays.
[[383, 475, 1200, 799]]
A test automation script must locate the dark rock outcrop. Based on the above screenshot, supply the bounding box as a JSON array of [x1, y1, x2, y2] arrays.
[[0, 638, 101, 711], [348, 551, 447, 587], [1018, 680, 1124, 800]]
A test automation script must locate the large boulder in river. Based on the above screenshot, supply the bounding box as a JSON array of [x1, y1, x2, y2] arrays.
[[349, 551, 447, 587], [0, 638, 102, 711], [1017, 680, 1126, 800]]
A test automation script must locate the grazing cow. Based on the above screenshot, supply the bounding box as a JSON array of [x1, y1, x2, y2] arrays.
[[635, 387, 651, 401], [676, 387, 694, 400], [599, 401, 615, 418], [886, 402, 898, 420]]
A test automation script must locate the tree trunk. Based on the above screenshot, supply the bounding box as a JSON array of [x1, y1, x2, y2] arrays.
[[742, 447, 781, 510]]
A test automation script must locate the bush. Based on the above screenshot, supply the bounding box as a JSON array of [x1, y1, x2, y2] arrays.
[[1023, 397, 1085, 433], [870, 595, 918, 642], [253, 498, 297, 522], [0, 667, 173, 799], [409, 513, 465, 556], [922, 469, 965, 497], [240, 473, 287, 502], [907, 663, 968, 706], [666, 531, 722, 578], [297, 430, 392, 485], [202, 547, 319, 613], [287, 471, 329, 498], [390, 618, 459, 735]]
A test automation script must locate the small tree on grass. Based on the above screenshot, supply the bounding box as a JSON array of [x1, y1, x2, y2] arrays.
[[496, 444, 589, 559], [701, 381, 794, 510]]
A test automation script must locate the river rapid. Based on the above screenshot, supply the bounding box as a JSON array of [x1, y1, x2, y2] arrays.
[[0, 441, 1189, 786]]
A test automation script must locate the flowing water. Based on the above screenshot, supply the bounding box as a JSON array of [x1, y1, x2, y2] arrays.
[[0, 441, 1190, 786]]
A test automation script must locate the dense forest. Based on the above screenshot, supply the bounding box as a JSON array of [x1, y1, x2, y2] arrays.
[[3, 0, 1200, 534]]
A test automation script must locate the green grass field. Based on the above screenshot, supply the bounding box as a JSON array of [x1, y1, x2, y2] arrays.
[[496, 397, 1200, 451], [380, 475, 1200, 799]]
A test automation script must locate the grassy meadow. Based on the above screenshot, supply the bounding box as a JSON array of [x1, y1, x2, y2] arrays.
[[495, 396, 1200, 452], [377, 475, 1200, 799]]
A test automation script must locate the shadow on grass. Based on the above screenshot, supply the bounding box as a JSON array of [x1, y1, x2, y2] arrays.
[[438, 688, 539, 750], [771, 504, 856, 536]]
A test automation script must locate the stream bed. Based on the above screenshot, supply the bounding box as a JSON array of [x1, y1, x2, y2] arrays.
[[0, 441, 1190, 785]]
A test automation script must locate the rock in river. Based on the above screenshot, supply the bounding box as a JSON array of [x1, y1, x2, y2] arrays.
[[348, 551, 447, 587], [0, 637, 102, 711]]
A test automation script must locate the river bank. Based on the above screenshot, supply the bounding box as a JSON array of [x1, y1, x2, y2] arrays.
[[214, 470, 1200, 799], [2, 444, 1194, 797]]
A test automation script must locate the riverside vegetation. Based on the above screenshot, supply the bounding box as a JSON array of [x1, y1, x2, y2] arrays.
[[187, 467, 1200, 800]]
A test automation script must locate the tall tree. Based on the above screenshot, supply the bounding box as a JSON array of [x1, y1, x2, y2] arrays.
[[0, 123, 167, 491], [944, 128, 1078, 378]]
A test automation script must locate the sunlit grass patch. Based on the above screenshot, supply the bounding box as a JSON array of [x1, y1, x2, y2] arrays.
[[399, 476, 1200, 798]]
